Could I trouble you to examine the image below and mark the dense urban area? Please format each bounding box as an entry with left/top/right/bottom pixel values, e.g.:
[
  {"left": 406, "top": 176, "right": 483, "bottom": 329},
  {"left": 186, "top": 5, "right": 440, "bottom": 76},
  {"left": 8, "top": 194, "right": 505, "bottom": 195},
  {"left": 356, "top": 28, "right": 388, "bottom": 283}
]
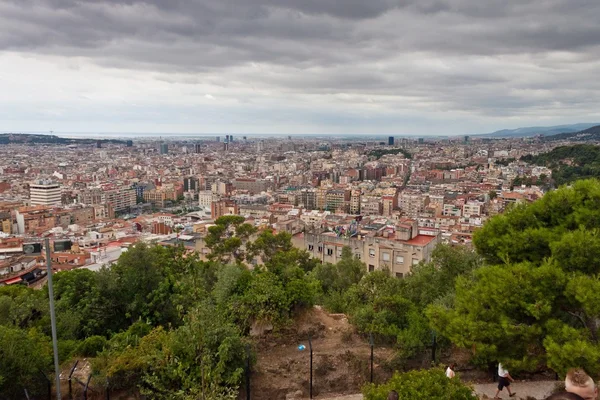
[{"left": 1, "top": 128, "right": 600, "bottom": 399}]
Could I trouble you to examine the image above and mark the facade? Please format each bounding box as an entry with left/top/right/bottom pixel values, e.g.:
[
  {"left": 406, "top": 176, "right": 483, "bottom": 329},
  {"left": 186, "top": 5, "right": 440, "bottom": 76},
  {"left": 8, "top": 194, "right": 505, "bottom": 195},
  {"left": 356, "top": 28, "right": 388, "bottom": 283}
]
[
  {"left": 143, "top": 188, "right": 177, "bottom": 208},
  {"left": 29, "top": 181, "right": 62, "bottom": 206},
  {"left": 198, "top": 190, "right": 214, "bottom": 208},
  {"left": 232, "top": 178, "right": 273, "bottom": 194},
  {"left": 210, "top": 199, "right": 239, "bottom": 219},
  {"left": 160, "top": 143, "right": 169, "bottom": 154},
  {"left": 301, "top": 221, "right": 440, "bottom": 277},
  {"left": 349, "top": 189, "right": 361, "bottom": 214},
  {"left": 78, "top": 186, "right": 136, "bottom": 212},
  {"left": 398, "top": 192, "right": 430, "bottom": 218}
]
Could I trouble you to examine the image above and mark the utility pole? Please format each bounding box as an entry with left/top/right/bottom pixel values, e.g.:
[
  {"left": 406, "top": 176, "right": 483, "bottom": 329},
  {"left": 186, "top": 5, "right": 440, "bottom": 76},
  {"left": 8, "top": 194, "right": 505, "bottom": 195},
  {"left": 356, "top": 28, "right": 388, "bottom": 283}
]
[{"left": 45, "top": 238, "right": 61, "bottom": 399}]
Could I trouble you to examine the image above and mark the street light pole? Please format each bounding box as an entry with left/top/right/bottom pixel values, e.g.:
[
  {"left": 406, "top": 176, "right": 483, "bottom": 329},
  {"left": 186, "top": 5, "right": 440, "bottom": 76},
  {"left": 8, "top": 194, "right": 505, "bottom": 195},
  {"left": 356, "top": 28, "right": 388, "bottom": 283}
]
[{"left": 44, "top": 238, "right": 61, "bottom": 399}]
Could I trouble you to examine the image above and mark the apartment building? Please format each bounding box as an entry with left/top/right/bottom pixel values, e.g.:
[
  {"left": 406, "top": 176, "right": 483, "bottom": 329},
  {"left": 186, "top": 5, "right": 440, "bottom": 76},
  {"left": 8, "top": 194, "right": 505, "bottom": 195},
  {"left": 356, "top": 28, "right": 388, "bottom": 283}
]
[
  {"left": 211, "top": 199, "right": 239, "bottom": 219},
  {"left": 79, "top": 186, "right": 136, "bottom": 212},
  {"left": 232, "top": 178, "right": 273, "bottom": 194},
  {"left": 29, "top": 181, "right": 62, "bottom": 206},
  {"left": 349, "top": 189, "right": 361, "bottom": 214},
  {"left": 398, "top": 192, "right": 430, "bottom": 218},
  {"left": 360, "top": 196, "right": 382, "bottom": 216},
  {"left": 301, "top": 220, "right": 440, "bottom": 277}
]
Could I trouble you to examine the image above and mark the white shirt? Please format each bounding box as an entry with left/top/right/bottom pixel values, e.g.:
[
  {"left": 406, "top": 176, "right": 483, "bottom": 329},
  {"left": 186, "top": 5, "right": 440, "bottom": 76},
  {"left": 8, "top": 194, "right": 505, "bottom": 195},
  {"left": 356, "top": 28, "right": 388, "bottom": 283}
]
[
  {"left": 498, "top": 363, "right": 509, "bottom": 378},
  {"left": 446, "top": 367, "right": 455, "bottom": 378}
]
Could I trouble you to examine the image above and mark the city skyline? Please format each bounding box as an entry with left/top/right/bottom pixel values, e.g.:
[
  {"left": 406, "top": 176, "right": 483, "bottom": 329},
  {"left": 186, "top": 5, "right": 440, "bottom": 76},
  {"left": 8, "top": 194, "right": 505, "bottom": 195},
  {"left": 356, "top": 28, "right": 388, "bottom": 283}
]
[{"left": 1, "top": 0, "right": 600, "bottom": 135}]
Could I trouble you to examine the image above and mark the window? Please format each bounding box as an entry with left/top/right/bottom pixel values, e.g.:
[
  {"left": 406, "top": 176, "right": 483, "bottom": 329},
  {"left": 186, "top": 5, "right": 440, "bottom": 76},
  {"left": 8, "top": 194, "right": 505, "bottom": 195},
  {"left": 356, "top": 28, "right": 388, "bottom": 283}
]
[
  {"left": 412, "top": 259, "right": 419, "bottom": 266},
  {"left": 382, "top": 252, "right": 390, "bottom": 261},
  {"left": 395, "top": 272, "right": 404, "bottom": 278},
  {"left": 368, "top": 264, "right": 375, "bottom": 272},
  {"left": 337, "top": 248, "right": 343, "bottom": 257},
  {"left": 318, "top": 246, "right": 322, "bottom": 252},
  {"left": 308, "top": 244, "right": 314, "bottom": 251},
  {"left": 369, "top": 249, "right": 375, "bottom": 258},
  {"left": 327, "top": 248, "right": 333, "bottom": 256},
  {"left": 355, "top": 253, "right": 361, "bottom": 259},
  {"left": 396, "top": 255, "right": 404, "bottom": 264}
]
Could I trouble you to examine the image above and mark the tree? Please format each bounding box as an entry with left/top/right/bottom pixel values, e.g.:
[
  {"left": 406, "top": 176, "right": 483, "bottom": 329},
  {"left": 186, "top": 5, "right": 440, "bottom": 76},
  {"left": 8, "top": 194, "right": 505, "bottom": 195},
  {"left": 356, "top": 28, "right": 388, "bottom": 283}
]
[
  {"left": 205, "top": 216, "right": 257, "bottom": 263},
  {"left": 400, "top": 244, "right": 482, "bottom": 310},
  {"left": 0, "top": 326, "right": 52, "bottom": 398},
  {"left": 430, "top": 180, "right": 600, "bottom": 375},
  {"left": 362, "top": 368, "right": 476, "bottom": 400}
]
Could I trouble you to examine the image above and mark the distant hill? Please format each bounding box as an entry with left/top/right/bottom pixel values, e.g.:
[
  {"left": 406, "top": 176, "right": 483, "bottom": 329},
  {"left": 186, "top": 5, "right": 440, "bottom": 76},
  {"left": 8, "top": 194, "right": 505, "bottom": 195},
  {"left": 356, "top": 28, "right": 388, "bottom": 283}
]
[
  {"left": 0, "top": 133, "right": 125, "bottom": 145},
  {"left": 477, "top": 123, "right": 600, "bottom": 138},
  {"left": 521, "top": 144, "right": 600, "bottom": 185},
  {"left": 543, "top": 124, "right": 600, "bottom": 142}
]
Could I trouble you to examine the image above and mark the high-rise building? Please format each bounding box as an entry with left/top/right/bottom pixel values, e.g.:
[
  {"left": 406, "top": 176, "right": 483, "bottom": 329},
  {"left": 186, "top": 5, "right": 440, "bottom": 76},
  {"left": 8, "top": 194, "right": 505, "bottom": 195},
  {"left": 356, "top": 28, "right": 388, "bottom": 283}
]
[
  {"left": 29, "top": 181, "right": 62, "bottom": 206},
  {"left": 194, "top": 144, "right": 202, "bottom": 153},
  {"left": 160, "top": 143, "right": 169, "bottom": 154},
  {"left": 464, "top": 135, "right": 470, "bottom": 144},
  {"left": 126, "top": 140, "right": 133, "bottom": 147},
  {"left": 229, "top": 135, "right": 233, "bottom": 142},
  {"left": 96, "top": 140, "right": 102, "bottom": 149},
  {"left": 388, "top": 136, "right": 394, "bottom": 146},
  {"left": 418, "top": 138, "right": 424, "bottom": 144},
  {"left": 183, "top": 177, "right": 198, "bottom": 192},
  {"left": 216, "top": 136, "right": 221, "bottom": 142}
]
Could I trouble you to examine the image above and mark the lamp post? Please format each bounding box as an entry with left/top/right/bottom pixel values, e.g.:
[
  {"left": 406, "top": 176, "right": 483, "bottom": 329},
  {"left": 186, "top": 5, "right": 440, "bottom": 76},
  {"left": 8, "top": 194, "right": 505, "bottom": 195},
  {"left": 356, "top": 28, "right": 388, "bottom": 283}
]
[{"left": 44, "top": 238, "right": 61, "bottom": 399}]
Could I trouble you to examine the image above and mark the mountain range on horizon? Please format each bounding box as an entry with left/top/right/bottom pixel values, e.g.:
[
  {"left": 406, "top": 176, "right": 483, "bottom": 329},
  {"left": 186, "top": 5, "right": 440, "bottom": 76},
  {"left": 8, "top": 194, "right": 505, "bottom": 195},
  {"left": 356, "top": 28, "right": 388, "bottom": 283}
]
[{"left": 477, "top": 122, "right": 600, "bottom": 138}]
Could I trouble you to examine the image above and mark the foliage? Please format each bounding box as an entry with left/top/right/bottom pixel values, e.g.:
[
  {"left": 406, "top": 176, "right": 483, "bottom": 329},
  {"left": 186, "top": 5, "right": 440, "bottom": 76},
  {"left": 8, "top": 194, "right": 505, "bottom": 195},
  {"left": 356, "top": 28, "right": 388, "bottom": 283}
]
[
  {"left": 0, "top": 326, "right": 52, "bottom": 398},
  {"left": 432, "top": 179, "right": 600, "bottom": 375},
  {"left": 362, "top": 368, "right": 477, "bottom": 400},
  {"left": 521, "top": 145, "right": 600, "bottom": 185},
  {"left": 204, "top": 215, "right": 257, "bottom": 263}
]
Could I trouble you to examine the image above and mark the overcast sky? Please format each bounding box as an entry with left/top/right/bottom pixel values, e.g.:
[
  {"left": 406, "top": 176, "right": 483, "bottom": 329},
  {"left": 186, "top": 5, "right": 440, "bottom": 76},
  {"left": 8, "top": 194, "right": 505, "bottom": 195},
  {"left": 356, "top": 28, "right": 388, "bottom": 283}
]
[{"left": 1, "top": 0, "right": 600, "bottom": 136}]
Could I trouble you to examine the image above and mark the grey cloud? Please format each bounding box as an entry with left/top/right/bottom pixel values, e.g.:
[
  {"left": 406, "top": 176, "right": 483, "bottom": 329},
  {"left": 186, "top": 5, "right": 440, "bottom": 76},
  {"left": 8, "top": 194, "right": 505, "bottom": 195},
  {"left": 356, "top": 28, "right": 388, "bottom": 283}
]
[{"left": 1, "top": 0, "right": 600, "bottom": 123}]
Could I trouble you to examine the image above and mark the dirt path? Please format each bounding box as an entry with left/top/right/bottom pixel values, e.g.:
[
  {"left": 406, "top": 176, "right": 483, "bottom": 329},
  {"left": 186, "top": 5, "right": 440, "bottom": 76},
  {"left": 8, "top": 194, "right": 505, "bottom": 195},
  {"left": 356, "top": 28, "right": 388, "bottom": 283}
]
[
  {"left": 318, "top": 380, "right": 561, "bottom": 400},
  {"left": 474, "top": 380, "right": 559, "bottom": 399}
]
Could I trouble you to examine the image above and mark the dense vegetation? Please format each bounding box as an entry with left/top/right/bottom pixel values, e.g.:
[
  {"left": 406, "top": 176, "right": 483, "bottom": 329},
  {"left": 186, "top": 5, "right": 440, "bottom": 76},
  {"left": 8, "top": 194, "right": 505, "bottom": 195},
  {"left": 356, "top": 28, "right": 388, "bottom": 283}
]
[
  {"left": 521, "top": 144, "right": 600, "bottom": 185},
  {"left": 363, "top": 368, "right": 476, "bottom": 400},
  {"left": 368, "top": 148, "right": 412, "bottom": 160},
  {"left": 428, "top": 179, "right": 600, "bottom": 375}
]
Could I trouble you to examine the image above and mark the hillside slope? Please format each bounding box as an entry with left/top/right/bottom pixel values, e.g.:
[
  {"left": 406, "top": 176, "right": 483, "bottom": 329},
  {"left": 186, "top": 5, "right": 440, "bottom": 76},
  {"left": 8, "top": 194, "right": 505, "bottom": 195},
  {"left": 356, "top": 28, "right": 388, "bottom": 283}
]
[
  {"left": 544, "top": 124, "right": 600, "bottom": 141},
  {"left": 250, "top": 306, "right": 398, "bottom": 399}
]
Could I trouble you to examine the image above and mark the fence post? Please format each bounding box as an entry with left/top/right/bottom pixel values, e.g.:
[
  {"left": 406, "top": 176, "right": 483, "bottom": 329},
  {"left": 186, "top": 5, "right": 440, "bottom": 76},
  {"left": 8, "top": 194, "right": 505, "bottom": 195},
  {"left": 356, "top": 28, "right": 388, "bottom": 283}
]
[
  {"left": 105, "top": 378, "right": 110, "bottom": 400},
  {"left": 308, "top": 334, "right": 313, "bottom": 399},
  {"left": 83, "top": 375, "right": 92, "bottom": 400},
  {"left": 431, "top": 330, "right": 437, "bottom": 364},
  {"left": 245, "top": 345, "right": 251, "bottom": 400},
  {"left": 40, "top": 369, "right": 52, "bottom": 400},
  {"left": 369, "top": 333, "right": 374, "bottom": 383},
  {"left": 68, "top": 360, "right": 79, "bottom": 399}
]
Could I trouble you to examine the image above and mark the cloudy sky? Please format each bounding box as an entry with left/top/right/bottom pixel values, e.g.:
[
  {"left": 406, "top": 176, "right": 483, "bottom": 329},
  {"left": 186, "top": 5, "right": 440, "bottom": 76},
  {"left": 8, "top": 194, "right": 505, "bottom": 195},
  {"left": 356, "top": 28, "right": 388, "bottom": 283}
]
[{"left": 1, "top": 0, "right": 600, "bottom": 136}]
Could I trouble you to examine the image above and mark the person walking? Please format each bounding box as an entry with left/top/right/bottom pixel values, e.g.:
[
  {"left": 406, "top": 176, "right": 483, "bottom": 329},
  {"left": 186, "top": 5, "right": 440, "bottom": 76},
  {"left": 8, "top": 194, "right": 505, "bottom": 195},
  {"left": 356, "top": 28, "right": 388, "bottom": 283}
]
[
  {"left": 446, "top": 363, "right": 456, "bottom": 379},
  {"left": 494, "top": 362, "right": 516, "bottom": 399}
]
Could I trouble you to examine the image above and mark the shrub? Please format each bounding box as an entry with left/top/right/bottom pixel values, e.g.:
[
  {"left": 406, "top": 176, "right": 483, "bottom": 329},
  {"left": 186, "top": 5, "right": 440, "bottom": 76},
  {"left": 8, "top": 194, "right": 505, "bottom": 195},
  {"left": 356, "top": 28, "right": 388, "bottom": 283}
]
[{"left": 362, "top": 368, "right": 477, "bottom": 400}]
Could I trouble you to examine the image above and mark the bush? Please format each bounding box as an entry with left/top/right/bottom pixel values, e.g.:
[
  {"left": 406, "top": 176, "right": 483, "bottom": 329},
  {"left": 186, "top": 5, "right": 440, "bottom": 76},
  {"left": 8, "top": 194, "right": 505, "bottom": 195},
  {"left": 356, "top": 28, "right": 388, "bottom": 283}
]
[
  {"left": 362, "top": 368, "right": 477, "bottom": 400},
  {"left": 77, "top": 335, "right": 107, "bottom": 357}
]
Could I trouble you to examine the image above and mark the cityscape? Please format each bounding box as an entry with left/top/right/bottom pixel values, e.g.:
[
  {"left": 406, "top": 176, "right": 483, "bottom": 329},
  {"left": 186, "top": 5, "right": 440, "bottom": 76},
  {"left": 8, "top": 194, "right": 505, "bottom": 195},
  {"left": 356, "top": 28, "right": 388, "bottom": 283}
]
[{"left": 2, "top": 0, "right": 600, "bottom": 399}]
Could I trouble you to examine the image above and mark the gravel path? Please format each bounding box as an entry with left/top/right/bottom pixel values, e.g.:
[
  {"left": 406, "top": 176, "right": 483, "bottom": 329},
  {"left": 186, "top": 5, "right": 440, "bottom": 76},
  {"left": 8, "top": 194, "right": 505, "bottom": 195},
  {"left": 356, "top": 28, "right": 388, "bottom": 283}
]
[
  {"left": 473, "top": 380, "right": 559, "bottom": 399},
  {"left": 319, "top": 380, "right": 561, "bottom": 400}
]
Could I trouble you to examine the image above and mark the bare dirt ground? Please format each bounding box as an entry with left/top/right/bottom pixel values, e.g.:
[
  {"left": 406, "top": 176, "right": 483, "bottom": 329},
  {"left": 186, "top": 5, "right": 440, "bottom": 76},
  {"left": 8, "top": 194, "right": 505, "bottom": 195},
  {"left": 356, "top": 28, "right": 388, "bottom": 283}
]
[{"left": 249, "top": 306, "right": 397, "bottom": 400}]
